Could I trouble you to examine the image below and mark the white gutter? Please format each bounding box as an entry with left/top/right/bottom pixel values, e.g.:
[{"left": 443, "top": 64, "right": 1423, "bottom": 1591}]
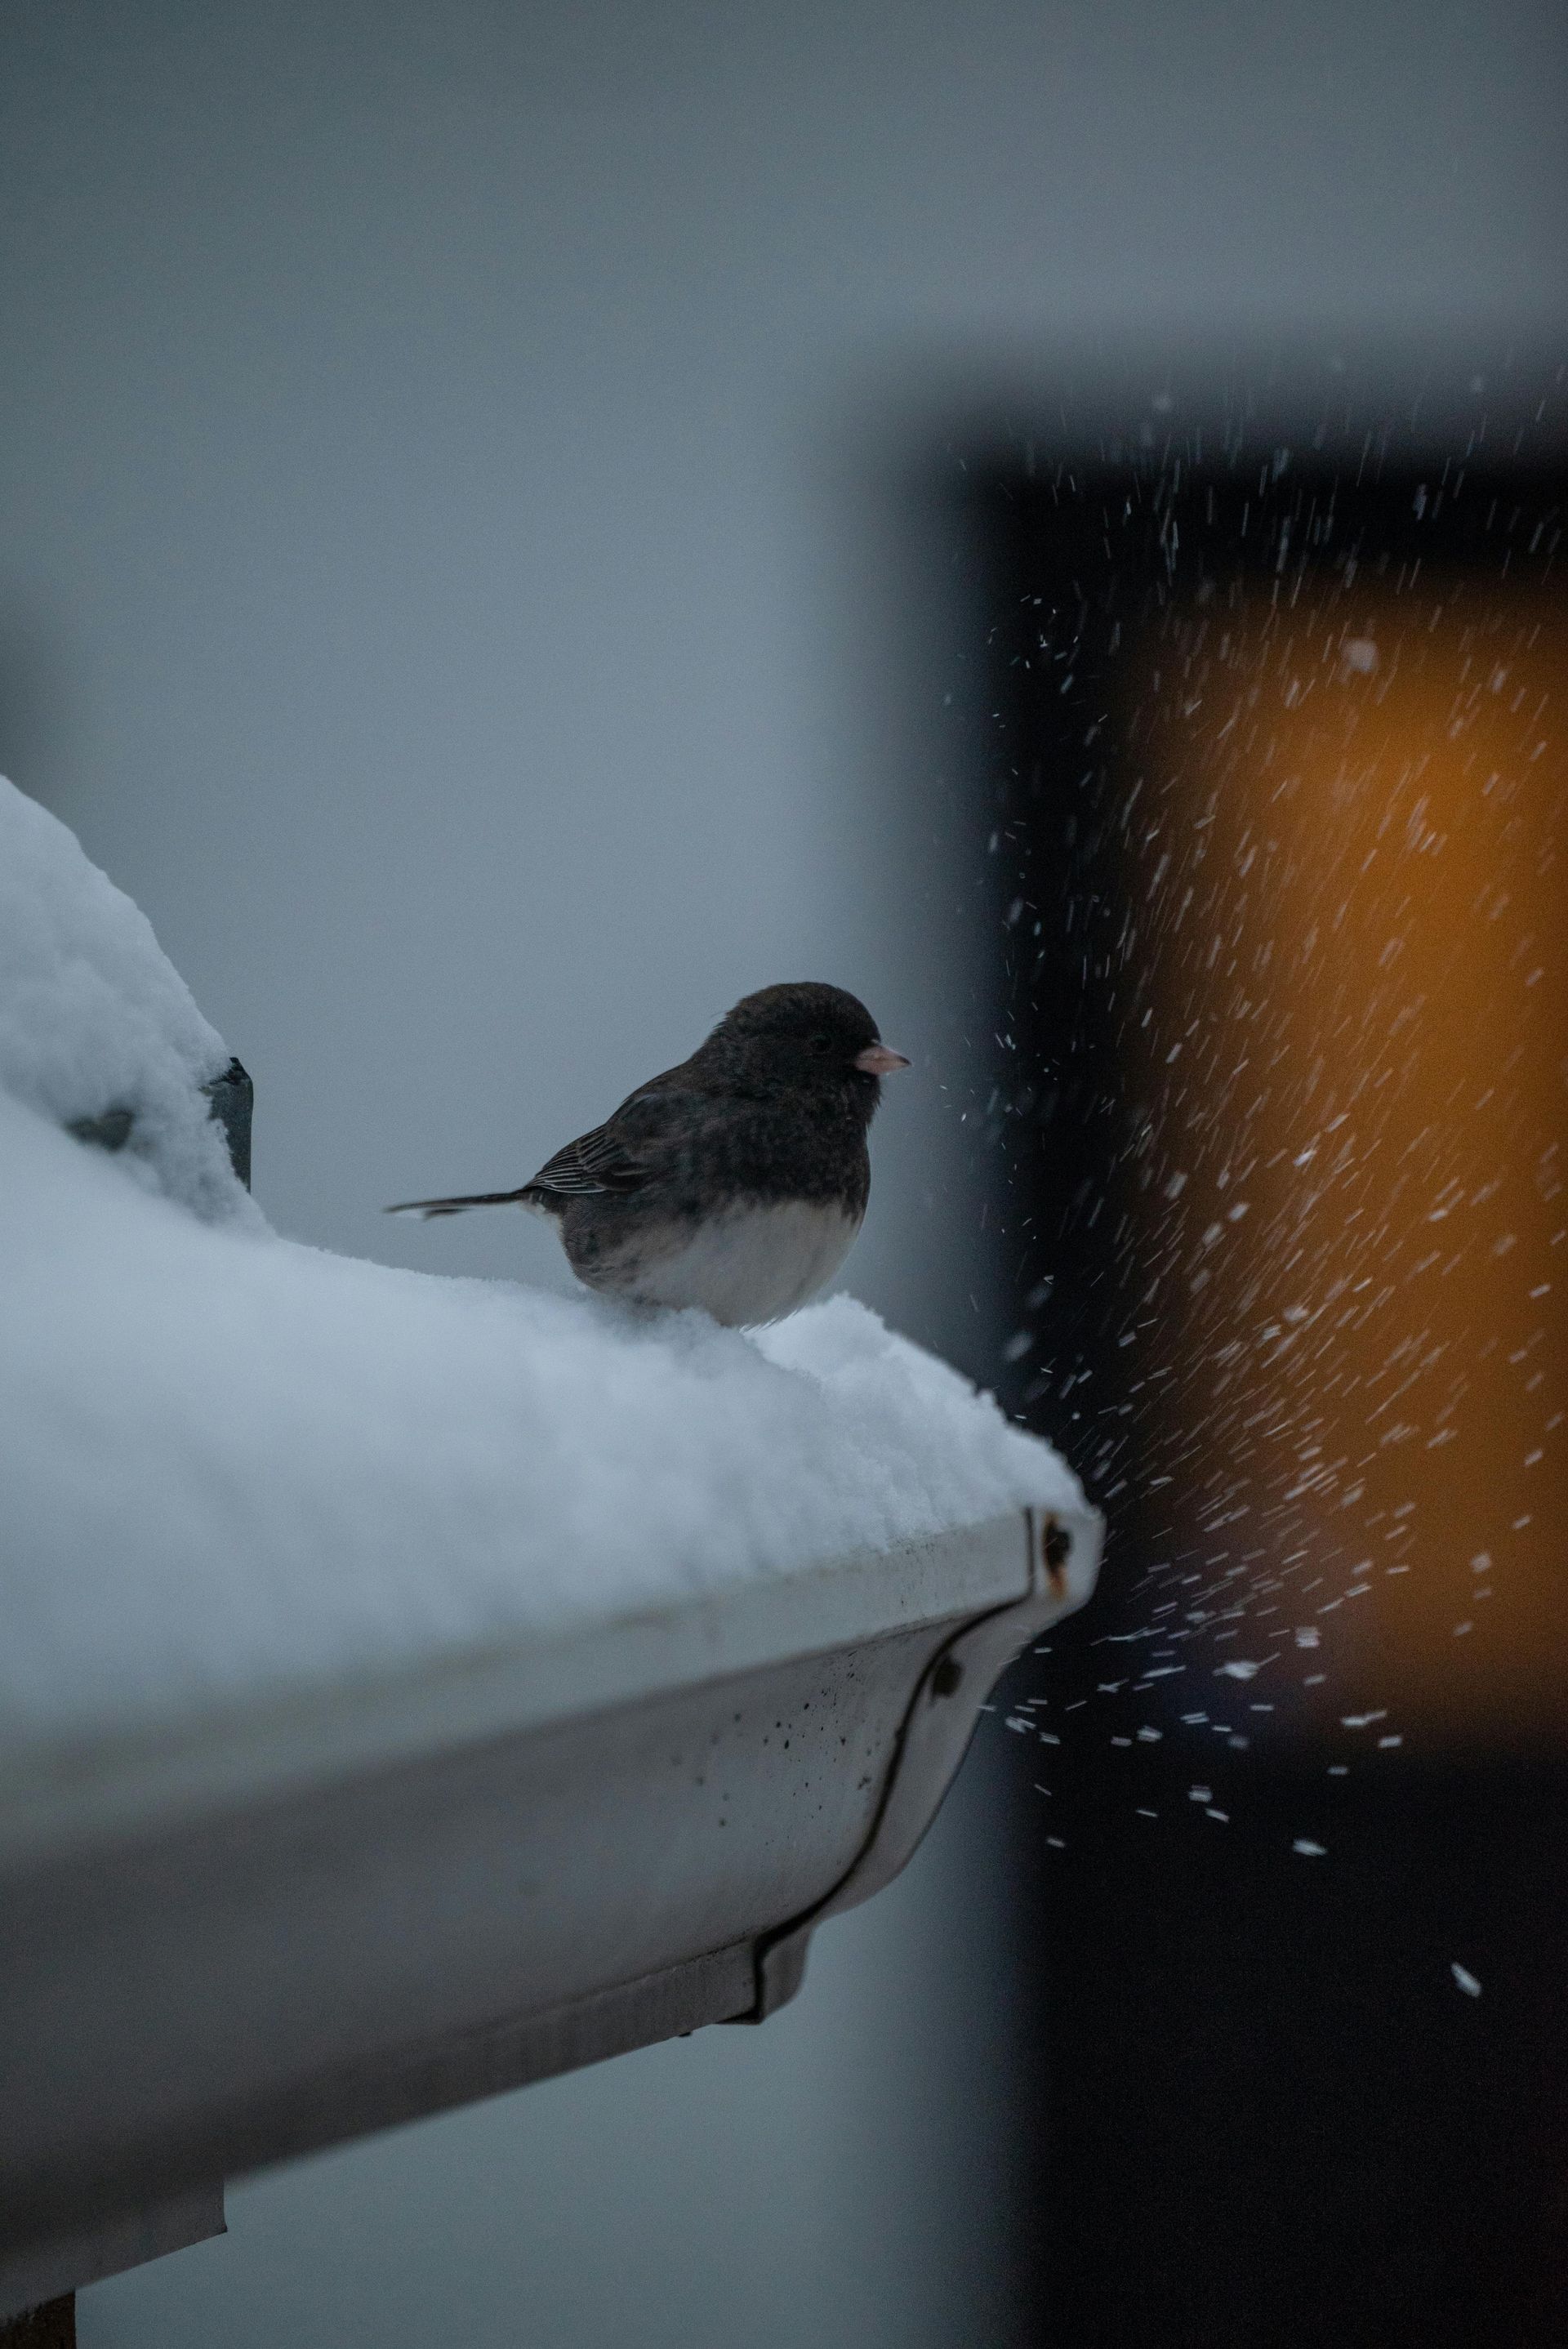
[{"left": 0, "top": 1500, "right": 1098, "bottom": 2316}]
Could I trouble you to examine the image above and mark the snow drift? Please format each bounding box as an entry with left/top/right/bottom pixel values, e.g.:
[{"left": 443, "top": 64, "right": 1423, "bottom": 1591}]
[{"left": 0, "top": 777, "right": 1081, "bottom": 1750}]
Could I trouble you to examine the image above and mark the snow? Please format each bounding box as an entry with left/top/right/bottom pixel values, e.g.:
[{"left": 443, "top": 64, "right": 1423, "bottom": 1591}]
[
  {"left": 0, "top": 778, "right": 258, "bottom": 1227},
  {"left": 0, "top": 779, "right": 1081, "bottom": 1753}
]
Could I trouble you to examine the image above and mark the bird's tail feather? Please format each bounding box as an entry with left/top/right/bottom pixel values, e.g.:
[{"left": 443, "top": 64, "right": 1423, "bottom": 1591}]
[{"left": 385, "top": 1188, "right": 534, "bottom": 1220}]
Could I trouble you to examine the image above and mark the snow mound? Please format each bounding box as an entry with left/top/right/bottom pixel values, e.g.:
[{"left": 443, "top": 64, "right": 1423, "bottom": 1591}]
[
  {"left": 0, "top": 780, "right": 1082, "bottom": 1751},
  {"left": 0, "top": 775, "right": 256, "bottom": 1224}
]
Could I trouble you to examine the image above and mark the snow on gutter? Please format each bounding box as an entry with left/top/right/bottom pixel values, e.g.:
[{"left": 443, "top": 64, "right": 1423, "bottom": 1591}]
[{"left": 0, "top": 778, "right": 1101, "bottom": 2307}]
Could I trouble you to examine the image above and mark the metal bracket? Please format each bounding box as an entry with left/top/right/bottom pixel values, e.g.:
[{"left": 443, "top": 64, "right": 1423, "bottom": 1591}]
[
  {"left": 200, "top": 1059, "right": 252, "bottom": 1189},
  {"left": 64, "top": 1059, "right": 252, "bottom": 1191}
]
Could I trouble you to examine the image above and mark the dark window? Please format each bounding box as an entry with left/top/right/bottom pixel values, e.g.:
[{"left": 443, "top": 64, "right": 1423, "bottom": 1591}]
[{"left": 963, "top": 377, "right": 1568, "bottom": 2347}]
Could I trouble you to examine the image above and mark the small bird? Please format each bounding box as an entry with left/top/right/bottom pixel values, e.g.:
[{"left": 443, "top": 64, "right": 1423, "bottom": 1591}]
[{"left": 387, "top": 982, "right": 910, "bottom": 1327}]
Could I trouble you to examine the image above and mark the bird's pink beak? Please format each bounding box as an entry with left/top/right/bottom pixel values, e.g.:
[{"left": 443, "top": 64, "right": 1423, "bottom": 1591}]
[{"left": 855, "top": 1043, "right": 912, "bottom": 1076}]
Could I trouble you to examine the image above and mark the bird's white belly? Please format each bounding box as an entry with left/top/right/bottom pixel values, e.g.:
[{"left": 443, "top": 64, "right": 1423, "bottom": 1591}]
[{"left": 612, "top": 1200, "right": 861, "bottom": 1326}]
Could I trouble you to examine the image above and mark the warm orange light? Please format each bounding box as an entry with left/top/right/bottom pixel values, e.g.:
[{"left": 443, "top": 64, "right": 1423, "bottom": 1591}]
[{"left": 1121, "top": 585, "right": 1565, "bottom": 1743}]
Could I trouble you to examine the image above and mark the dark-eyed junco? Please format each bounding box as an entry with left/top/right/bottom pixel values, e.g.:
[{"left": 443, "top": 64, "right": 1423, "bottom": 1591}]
[{"left": 387, "top": 983, "right": 910, "bottom": 1326}]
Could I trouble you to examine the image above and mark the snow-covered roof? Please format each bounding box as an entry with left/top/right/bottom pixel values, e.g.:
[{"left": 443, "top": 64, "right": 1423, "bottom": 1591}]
[{"left": 0, "top": 778, "right": 1081, "bottom": 1754}]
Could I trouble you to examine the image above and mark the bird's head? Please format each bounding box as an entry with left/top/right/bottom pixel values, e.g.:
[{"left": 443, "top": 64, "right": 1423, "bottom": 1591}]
[{"left": 704, "top": 983, "right": 911, "bottom": 1104}]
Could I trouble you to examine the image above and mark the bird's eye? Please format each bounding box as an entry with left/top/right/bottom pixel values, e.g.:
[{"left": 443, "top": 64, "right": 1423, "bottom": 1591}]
[{"left": 807, "top": 1033, "right": 832, "bottom": 1054}]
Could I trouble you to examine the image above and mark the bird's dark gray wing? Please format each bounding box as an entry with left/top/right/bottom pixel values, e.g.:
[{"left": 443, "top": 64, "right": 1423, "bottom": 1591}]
[
  {"left": 386, "top": 1072, "right": 702, "bottom": 1219},
  {"left": 384, "top": 1125, "right": 649, "bottom": 1219},
  {"left": 524, "top": 1120, "right": 652, "bottom": 1197}
]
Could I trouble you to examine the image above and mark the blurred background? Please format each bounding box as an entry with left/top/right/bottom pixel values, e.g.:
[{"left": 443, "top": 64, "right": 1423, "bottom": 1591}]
[{"left": 0, "top": 3, "right": 1563, "bottom": 2343}]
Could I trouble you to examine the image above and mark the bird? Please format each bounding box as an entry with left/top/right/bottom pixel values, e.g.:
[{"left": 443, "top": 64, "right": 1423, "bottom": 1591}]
[{"left": 386, "top": 982, "right": 911, "bottom": 1327}]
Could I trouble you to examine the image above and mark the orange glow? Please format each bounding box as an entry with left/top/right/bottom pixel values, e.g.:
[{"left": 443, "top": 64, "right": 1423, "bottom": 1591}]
[{"left": 1121, "top": 586, "right": 1565, "bottom": 1742}]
